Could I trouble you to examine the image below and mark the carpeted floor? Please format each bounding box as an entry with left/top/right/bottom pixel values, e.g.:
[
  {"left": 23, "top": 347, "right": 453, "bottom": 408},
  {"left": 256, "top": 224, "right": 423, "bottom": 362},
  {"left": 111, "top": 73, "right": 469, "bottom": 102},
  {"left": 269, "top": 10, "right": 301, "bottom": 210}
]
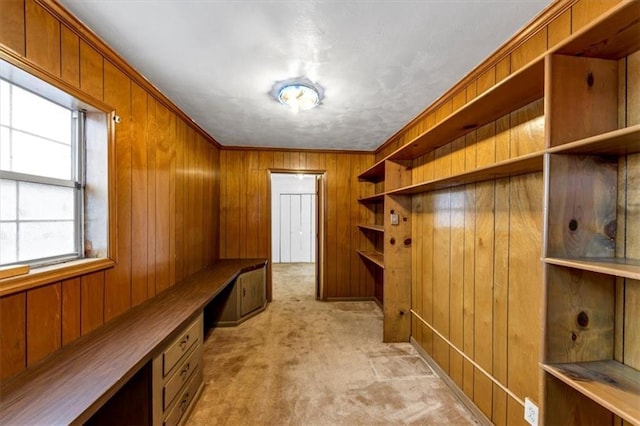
[{"left": 187, "top": 263, "right": 478, "bottom": 426}]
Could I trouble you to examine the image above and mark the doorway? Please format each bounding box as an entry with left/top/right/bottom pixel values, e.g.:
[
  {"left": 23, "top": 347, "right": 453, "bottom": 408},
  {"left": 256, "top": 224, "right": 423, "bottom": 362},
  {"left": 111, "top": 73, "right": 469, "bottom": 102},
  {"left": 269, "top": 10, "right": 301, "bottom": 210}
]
[{"left": 269, "top": 171, "right": 325, "bottom": 300}]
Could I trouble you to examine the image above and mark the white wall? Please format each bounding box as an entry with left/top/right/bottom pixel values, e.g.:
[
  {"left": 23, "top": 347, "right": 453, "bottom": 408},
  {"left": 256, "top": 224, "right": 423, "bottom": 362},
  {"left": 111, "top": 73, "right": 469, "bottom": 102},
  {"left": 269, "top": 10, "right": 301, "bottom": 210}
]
[{"left": 271, "top": 173, "right": 316, "bottom": 263}]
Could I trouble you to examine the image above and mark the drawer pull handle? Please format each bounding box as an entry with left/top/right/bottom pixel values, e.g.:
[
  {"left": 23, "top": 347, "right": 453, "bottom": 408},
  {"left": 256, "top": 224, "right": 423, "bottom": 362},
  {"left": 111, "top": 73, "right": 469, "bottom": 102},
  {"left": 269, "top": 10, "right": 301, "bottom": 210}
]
[
  {"left": 180, "top": 363, "right": 191, "bottom": 380},
  {"left": 179, "top": 335, "right": 190, "bottom": 350},
  {"left": 180, "top": 393, "right": 190, "bottom": 412}
]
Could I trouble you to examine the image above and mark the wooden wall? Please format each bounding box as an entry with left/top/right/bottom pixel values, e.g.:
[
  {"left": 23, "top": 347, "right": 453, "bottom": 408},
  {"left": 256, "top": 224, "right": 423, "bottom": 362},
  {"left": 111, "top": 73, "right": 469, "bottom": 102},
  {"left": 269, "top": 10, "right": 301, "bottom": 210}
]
[
  {"left": 219, "top": 149, "right": 375, "bottom": 300},
  {"left": 410, "top": 99, "right": 544, "bottom": 425},
  {"left": 378, "top": 1, "right": 629, "bottom": 425},
  {"left": 0, "top": 0, "right": 220, "bottom": 379}
]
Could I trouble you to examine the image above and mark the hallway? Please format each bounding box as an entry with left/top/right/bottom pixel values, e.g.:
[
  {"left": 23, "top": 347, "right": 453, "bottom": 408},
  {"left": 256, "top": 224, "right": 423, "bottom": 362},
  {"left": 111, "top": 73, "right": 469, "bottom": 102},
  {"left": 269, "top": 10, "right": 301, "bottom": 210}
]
[{"left": 188, "top": 264, "right": 478, "bottom": 425}]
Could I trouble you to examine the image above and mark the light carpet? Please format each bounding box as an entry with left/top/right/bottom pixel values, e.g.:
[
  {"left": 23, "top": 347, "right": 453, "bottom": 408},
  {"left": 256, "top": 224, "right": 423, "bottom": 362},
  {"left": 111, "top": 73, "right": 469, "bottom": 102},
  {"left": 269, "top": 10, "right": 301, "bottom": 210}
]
[{"left": 187, "top": 263, "right": 478, "bottom": 425}]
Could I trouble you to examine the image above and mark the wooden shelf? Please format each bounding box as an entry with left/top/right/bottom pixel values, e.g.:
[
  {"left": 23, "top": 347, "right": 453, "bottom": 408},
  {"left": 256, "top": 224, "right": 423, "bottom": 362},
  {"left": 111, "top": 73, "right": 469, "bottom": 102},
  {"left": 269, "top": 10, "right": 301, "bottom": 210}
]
[
  {"left": 387, "top": 151, "right": 544, "bottom": 196},
  {"left": 358, "top": 193, "right": 385, "bottom": 204},
  {"left": 544, "top": 257, "right": 640, "bottom": 280},
  {"left": 553, "top": 0, "right": 640, "bottom": 60},
  {"left": 357, "top": 224, "right": 384, "bottom": 233},
  {"left": 548, "top": 124, "right": 640, "bottom": 156},
  {"left": 542, "top": 361, "right": 640, "bottom": 425},
  {"left": 357, "top": 250, "right": 384, "bottom": 269},
  {"left": 385, "top": 57, "right": 544, "bottom": 161},
  {"left": 358, "top": 159, "right": 386, "bottom": 182}
]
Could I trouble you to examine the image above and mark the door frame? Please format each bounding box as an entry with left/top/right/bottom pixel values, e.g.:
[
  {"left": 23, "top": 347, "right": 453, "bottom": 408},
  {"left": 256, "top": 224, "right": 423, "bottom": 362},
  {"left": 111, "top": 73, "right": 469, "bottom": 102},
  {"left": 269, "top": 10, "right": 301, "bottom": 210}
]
[{"left": 268, "top": 169, "right": 327, "bottom": 301}]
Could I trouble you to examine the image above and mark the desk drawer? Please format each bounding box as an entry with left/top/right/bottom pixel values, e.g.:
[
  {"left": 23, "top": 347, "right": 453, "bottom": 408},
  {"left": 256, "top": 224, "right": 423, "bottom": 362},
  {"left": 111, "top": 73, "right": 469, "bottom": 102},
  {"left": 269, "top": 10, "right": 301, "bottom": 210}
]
[
  {"left": 163, "top": 364, "right": 201, "bottom": 426},
  {"left": 164, "top": 343, "right": 200, "bottom": 410},
  {"left": 163, "top": 316, "right": 201, "bottom": 376}
]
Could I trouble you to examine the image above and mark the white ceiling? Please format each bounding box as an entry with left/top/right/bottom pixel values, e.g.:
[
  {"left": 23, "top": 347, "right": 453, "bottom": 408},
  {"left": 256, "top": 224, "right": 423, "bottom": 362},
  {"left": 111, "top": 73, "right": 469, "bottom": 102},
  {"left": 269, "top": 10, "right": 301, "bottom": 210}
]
[{"left": 59, "top": 0, "right": 552, "bottom": 151}]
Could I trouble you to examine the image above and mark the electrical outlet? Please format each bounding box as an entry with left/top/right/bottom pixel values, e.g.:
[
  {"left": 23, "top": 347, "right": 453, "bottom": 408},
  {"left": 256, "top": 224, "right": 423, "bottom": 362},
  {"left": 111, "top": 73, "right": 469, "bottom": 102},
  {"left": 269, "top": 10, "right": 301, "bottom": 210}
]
[
  {"left": 524, "top": 397, "right": 539, "bottom": 426},
  {"left": 390, "top": 213, "right": 399, "bottom": 225}
]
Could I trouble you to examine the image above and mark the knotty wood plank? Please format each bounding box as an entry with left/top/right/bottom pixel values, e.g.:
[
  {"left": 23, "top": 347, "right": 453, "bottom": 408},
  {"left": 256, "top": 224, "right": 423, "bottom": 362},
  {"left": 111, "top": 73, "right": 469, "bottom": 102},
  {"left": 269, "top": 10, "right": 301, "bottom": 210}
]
[
  {"left": 629, "top": 51, "right": 640, "bottom": 126},
  {"left": 511, "top": 28, "right": 546, "bottom": 72},
  {"left": 336, "top": 155, "right": 351, "bottom": 297},
  {"left": 168, "top": 113, "right": 177, "bottom": 286},
  {"left": 246, "top": 152, "right": 260, "bottom": 259},
  {"left": 545, "top": 266, "right": 615, "bottom": 364},
  {"left": 79, "top": 41, "right": 103, "bottom": 101},
  {"left": 492, "top": 178, "right": 510, "bottom": 426},
  {"left": 131, "top": 82, "right": 149, "bottom": 306},
  {"left": 325, "top": 153, "right": 337, "bottom": 297},
  {"left": 155, "top": 103, "right": 172, "bottom": 292},
  {"left": 510, "top": 99, "right": 544, "bottom": 156},
  {"left": 506, "top": 173, "right": 543, "bottom": 425},
  {"left": 495, "top": 115, "right": 510, "bottom": 163},
  {"left": 25, "top": 0, "right": 60, "bottom": 76},
  {"left": 496, "top": 56, "right": 511, "bottom": 84},
  {"left": 420, "top": 153, "right": 435, "bottom": 353},
  {"left": 450, "top": 186, "right": 465, "bottom": 389},
  {"left": 81, "top": 271, "right": 104, "bottom": 335},
  {"left": 60, "top": 25, "right": 79, "bottom": 88},
  {"left": 432, "top": 188, "right": 451, "bottom": 370},
  {"left": 104, "top": 61, "right": 131, "bottom": 320},
  {"left": 174, "top": 120, "right": 185, "bottom": 282},
  {"left": 0, "top": 260, "right": 266, "bottom": 426},
  {"left": 548, "top": 9, "right": 571, "bottom": 49},
  {"left": 0, "top": 0, "right": 25, "bottom": 55},
  {"left": 571, "top": 0, "right": 623, "bottom": 32},
  {"left": 463, "top": 138, "right": 476, "bottom": 400},
  {"left": 476, "top": 123, "right": 496, "bottom": 168},
  {"left": 61, "top": 277, "right": 80, "bottom": 345},
  {"left": 477, "top": 66, "right": 496, "bottom": 99},
  {"left": 474, "top": 180, "right": 494, "bottom": 418},
  {"left": 147, "top": 95, "right": 157, "bottom": 296},
  {"left": 0, "top": 293, "right": 26, "bottom": 379},
  {"left": 26, "top": 283, "right": 61, "bottom": 366},
  {"left": 547, "top": 155, "right": 618, "bottom": 258},
  {"left": 547, "top": 55, "right": 618, "bottom": 147}
]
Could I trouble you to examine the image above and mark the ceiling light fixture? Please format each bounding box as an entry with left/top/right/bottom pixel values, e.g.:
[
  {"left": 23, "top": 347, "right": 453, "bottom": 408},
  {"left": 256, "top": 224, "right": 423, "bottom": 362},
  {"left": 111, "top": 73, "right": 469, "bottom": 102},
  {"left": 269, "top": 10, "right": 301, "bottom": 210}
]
[{"left": 271, "top": 77, "right": 324, "bottom": 113}]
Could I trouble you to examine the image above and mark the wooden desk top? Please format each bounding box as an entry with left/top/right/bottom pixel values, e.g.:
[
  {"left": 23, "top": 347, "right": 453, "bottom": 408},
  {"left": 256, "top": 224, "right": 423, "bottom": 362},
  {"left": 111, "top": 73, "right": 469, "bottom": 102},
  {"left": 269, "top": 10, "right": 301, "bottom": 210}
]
[{"left": 0, "top": 258, "right": 266, "bottom": 425}]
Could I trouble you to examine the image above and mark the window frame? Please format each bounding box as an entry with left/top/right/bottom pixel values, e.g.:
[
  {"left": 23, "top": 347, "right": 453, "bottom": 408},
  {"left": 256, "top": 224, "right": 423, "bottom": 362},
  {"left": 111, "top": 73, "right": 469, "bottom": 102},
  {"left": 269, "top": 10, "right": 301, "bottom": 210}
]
[
  {"left": 0, "top": 50, "right": 115, "bottom": 291},
  {"left": 1, "top": 80, "right": 87, "bottom": 267}
]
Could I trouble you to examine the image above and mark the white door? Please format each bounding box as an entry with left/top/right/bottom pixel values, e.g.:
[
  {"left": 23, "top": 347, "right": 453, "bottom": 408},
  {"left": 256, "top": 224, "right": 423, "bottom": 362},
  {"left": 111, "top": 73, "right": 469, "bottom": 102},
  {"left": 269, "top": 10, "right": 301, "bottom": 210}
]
[{"left": 279, "top": 193, "right": 315, "bottom": 263}]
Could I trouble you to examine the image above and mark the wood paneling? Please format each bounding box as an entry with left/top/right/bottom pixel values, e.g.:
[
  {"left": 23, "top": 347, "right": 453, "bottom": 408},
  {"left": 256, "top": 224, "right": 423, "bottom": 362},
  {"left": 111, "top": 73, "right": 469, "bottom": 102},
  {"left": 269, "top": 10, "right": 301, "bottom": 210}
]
[
  {"left": 61, "top": 25, "right": 79, "bottom": 87},
  {"left": 0, "top": 293, "right": 26, "bottom": 379},
  {"left": 79, "top": 41, "right": 103, "bottom": 101},
  {"left": 0, "top": 0, "right": 25, "bottom": 55},
  {"left": 25, "top": 0, "right": 60, "bottom": 76},
  {"left": 104, "top": 60, "right": 132, "bottom": 321},
  {"left": 219, "top": 149, "right": 374, "bottom": 300},
  {"left": 61, "top": 277, "right": 81, "bottom": 345},
  {"left": 0, "top": 0, "right": 221, "bottom": 381},
  {"left": 26, "top": 284, "right": 61, "bottom": 366}
]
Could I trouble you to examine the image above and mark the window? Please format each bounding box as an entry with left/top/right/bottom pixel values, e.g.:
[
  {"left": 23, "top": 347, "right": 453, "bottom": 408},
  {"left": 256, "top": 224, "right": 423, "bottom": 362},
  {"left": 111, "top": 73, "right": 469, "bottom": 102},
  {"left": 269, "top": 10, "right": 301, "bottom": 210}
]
[{"left": 0, "top": 78, "right": 85, "bottom": 267}]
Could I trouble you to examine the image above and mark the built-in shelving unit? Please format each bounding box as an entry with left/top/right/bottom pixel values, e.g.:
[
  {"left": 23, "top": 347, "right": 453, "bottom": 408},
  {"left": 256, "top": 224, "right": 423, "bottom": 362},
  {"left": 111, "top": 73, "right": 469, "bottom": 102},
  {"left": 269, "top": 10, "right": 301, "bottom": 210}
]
[
  {"left": 540, "top": 2, "right": 640, "bottom": 423},
  {"left": 357, "top": 224, "right": 384, "bottom": 233},
  {"left": 355, "top": 0, "right": 640, "bottom": 420},
  {"left": 357, "top": 193, "right": 385, "bottom": 204},
  {"left": 387, "top": 151, "right": 544, "bottom": 196},
  {"left": 357, "top": 250, "right": 384, "bottom": 269}
]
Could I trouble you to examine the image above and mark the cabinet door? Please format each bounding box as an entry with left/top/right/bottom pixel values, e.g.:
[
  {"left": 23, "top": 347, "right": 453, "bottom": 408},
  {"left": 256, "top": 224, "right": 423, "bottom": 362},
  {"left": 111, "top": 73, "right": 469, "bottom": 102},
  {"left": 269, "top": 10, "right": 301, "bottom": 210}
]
[{"left": 239, "top": 268, "right": 265, "bottom": 316}]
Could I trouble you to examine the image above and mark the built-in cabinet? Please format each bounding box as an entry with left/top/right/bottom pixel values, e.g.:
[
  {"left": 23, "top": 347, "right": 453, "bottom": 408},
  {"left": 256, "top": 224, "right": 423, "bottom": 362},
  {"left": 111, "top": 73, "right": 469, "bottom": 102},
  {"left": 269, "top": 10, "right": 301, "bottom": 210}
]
[
  {"left": 153, "top": 314, "right": 203, "bottom": 426},
  {"left": 206, "top": 265, "right": 267, "bottom": 327},
  {"left": 357, "top": 0, "right": 639, "bottom": 422}
]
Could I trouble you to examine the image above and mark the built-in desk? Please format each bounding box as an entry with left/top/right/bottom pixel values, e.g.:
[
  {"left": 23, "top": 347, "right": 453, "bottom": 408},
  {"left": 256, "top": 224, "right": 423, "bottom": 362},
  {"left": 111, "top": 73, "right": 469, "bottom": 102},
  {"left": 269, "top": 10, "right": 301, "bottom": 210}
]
[{"left": 0, "top": 258, "right": 267, "bottom": 425}]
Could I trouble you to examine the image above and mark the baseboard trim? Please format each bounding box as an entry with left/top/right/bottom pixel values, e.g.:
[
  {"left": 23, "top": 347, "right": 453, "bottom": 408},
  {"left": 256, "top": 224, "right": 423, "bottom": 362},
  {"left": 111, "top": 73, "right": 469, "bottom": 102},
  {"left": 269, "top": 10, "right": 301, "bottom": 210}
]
[
  {"left": 410, "top": 337, "right": 492, "bottom": 426},
  {"left": 325, "top": 297, "right": 377, "bottom": 302}
]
